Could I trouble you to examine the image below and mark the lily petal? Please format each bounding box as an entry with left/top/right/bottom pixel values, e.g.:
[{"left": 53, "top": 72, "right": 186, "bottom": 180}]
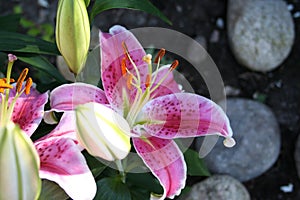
[
  {"left": 150, "top": 65, "right": 182, "bottom": 99},
  {"left": 9, "top": 85, "right": 48, "bottom": 137},
  {"left": 100, "top": 25, "right": 148, "bottom": 113},
  {"left": 136, "top": 93, "right": 233, "bottom": 139},
  {"left": 35, "top": 137, "right": 96, "bottom": 200},
  {"left": 133, "top": 137, "right": 186, "bottom": 200},
  {"left": 36, "top": 112, "right": 78, "bottom": 144},
  {"left": 49, "top": 83, "right": 108, "bottom": 112}
]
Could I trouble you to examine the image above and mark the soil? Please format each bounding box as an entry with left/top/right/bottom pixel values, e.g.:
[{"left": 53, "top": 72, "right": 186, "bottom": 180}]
[{"left": 1, "top": 0, "right": 300, "bottom": 199}]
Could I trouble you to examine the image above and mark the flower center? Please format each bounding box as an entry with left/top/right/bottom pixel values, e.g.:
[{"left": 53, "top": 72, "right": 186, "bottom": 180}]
[
  {"left": 120, "top": 43, "right": 179, "bottom": 126},
  {"left": 0, "top": 54, "right": 33, "bottom": 125}
]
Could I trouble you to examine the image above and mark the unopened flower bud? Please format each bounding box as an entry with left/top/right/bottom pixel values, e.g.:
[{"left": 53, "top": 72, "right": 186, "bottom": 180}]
[
  {"left": 0, "top": 122, "right": 41, "bottom": 200},
  {"left": 76, "top": 102, "right": 131, "bottom": 161},
  {"left": 56, "top": 0, "right": 90, "bottom": 75}
]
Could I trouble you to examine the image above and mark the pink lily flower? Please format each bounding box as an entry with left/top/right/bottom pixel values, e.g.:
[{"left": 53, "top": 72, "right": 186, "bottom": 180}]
[
  {"left": 5, "top": 67, "right": 96, "bottom": 199},
  {"left": 47, "top": 25, "right": 235, "bottom": 199}
]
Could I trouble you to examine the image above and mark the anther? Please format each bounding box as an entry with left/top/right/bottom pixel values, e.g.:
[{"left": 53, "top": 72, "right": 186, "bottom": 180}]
[
  {"left": 3, "top": 78, "right": 15, "bottom": 83},
  {"left": 25, "top": 78, "right": 33, "bottom": 95},
  {"left": 126, "top": 74, "right": 133, "bottom": 89},
  {"left": 0, "top": 79, "right": 13, "bottom": 93},
  {"left": 121, "top": 57, "right": 127, "bottom": 76},
  {"left": 145, "top": 74, "right": 151, "bottom": 88},
  {"left": 154, "top": 48, "right": 166, "bottom": 64},
  {"left": 169, "top": 60, "right": 179, "bottom": 71},
  {"left": 143, "top": 54, "right": 152, "bottom": 64},
  {"left": 122, "top": 42, "right": 131, "bottom": 60},
  {"left": 16, "top": 68, "right": 29, "bottom": 93}
]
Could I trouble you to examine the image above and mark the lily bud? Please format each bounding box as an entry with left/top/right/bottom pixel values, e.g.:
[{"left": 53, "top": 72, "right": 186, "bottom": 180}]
[
  {"left": 56, "top": 0, "right": 90, "bottom": 75},
  {"left": 76, "top": 102, "right": 131, "bottom": 161},
  {"left": 0, "top": 122, "right": 41, "bottom": 200}
]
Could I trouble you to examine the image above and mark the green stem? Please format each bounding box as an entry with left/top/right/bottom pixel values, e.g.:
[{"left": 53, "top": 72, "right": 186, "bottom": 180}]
[
  {"left": 115, "top": 159, "right": 126, "bottom": 183},
  {"left": 2, "top": 61, "right": 14, "bottom": 123}
]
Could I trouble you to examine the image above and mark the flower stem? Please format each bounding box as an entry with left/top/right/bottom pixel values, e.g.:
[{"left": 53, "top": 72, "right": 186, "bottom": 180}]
[{"left": 115, "top": 159, "right": 126, "bottom": 183}]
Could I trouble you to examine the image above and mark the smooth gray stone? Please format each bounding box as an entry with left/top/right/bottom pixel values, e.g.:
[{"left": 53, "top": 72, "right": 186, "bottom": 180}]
[
  {"left": 180, "top": 175, "right": 250, "bottom": 200},
  {"left": 227, "top": 0, "right": 294, "bottom": 72},
  {"left": 196, "top": 98, "right": 281, "bottom": 182}
]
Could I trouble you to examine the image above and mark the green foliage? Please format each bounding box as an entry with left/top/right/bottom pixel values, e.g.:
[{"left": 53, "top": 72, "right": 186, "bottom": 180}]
[
  {"left": 0, "top": 14, "right": 21, "bottom": 32},
  {"left": 184, "top": 149, "right": 211, "bottom": 176},
  {"left": 0, "top": 31, "right": 59, "bottom": 55},
  {"left": 17, "top": 54, "right": 66, "bottom": 83},
  {"left": 95, "top": 177, "right": 131, "bottom": 200},
  {"left": 90, "top": 0, "right": 171, "bottom": 25},
  {"left": 38, "top": 180, "right": 69, "bottom": 200}
]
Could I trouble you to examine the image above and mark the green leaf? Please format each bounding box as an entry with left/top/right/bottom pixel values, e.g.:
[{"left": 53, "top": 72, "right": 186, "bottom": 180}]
[
  {"left": 83, "top": 151, "right": 107, "bottom": 178},
  {"left": 94, "top": 177, "right": 131, "bottom": 200},
  {"left": 184, "top": 149, "right": 210, "bottom": 176},
  {"left": 90, "top": 0, "right": 171, "bottom": 25},
  {"left": 130, "top": 187, "right": 150, "bottom": 200},
  {"left": 126, "top": 173, "right": 163, "bottom": 194},
  {"left": 85, "top": 0, "right": 91, "bottom": 7},
  {"left": 17, "top": 54, "right": 66, "bottom": 83},
  {"left": 0, "top": 31, "right": 59, "bottom": 55},
  {"left": 38, "top": 180, "right": 69, "bottom": 200},
  {"left": 0, "top": 14, "right": 21, "bottom": 32}
]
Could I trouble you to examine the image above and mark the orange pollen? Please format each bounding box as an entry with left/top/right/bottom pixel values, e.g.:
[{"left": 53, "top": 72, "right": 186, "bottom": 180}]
[
  {"left": 121, "top": 57, "right": 127, "bottom": 76},
  {"left": 145, "top": 74, "right": 151, "bottom": 88},
  {"left": 25, "top": 78, "right": 33, "bottom": 95},
  {"left": 154, "top": 48, "right": 166, "bottom": 64},
  {"left": 0, "top": 79, "right": 13, "bottom": 93},
  {"left": 16, "top": 68, "right": 29, "bottom": 93},
  {"left": 126, "top": 74, "right": 133, "bottom": 89},
  {"left": 3, "top": 78, "right": 15, "bottom": 83},
  {"left": 170, "top": 60, "right": 179, "bottom": 71}
]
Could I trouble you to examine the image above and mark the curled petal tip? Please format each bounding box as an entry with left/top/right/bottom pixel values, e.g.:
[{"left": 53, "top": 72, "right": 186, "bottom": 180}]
[{"left": 223, "top": 137, "right": 236, "bottom": 148}]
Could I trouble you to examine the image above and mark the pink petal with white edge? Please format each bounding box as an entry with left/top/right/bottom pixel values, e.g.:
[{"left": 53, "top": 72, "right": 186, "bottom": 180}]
[
  {"left": 150, "top": 65, "right": 182, "bottom": 99},
  {"left": 35, "top": 137, "right": 96, "bottom": 200},
  {"left": 9, "top": 85, "right": 48, "bottom": 137},
  {"left": 136, "top": 93, "right": 233, "bottom": 139},
  {"left": 36, "top": 112, "right": 79, "bottom": 146},
  {"left": 49, "top": 83, "right": 108, "bottom": 112},
  {"left": 133, "top": 137, "right": 186, "bottom": 199},
  {"left": 100, "top": 25, "right": 148, "bottom": 112}
]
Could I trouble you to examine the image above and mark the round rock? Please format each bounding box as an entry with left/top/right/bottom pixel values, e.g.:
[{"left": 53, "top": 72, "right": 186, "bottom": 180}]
[
  {"left": 227, "top": 0, "right": 295, "bottom": 72},
  {"left": 196, "top": 98, "right": 281, "bottom": 182},
  {"left": 181, "top": 175, "right": 250, "bottom": 200}
]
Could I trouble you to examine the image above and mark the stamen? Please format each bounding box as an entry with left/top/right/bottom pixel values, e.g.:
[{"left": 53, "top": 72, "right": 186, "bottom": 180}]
[
  {"left": 154, "top": 48, "right": 165, "bottom": 64},
  {"left": 143, "top": 54, "right": 152, "bottom": 64},
  {"left": 3, "top": 78, "right": 15, "bottom": 83},
  {"left": 121, "top": 57, "right": 127, "bottom": 76},
  {"left": 0, "top": 79, "right": 13, "bottom": 93},
  {"left": 16, "top": 68, "right": 29, "bottom": 93},
  {"left": 145, "top": 74, "right": 151, "bottom": 88},
  {"left": 25, "top": 78, "right": 33, "bottom": 95},
  {"left": 126, "top": 74, "right": 133, "bottom": 89},
  {"left": 169, "top": 60, "right": 179, "bottom": 71}
]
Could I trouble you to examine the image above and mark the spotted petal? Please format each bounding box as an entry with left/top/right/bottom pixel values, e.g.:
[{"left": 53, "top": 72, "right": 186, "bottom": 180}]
[
  {"left": 150, "top": 65, "right": 182, "bottom": 99},
  {"left": 136, "top": 93, "right": 233, "bottom": 139},
  {"left": 36, "top": 112, "right": 78, "bottom": 144},
  {"left": 48, "top": 83, "right": 108, "bottom": 112},
  {"left": 133, "top": 137, "right": 186, "bottom": 200},
  {"left": 35, "top": 137, "right": 96, "bottom": 200},
  {"left": 100, "top": 25, "right": 148, "bottom": 113},
  {"left": 9, "top": 85, "right": 48, "bottom": 137}
]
